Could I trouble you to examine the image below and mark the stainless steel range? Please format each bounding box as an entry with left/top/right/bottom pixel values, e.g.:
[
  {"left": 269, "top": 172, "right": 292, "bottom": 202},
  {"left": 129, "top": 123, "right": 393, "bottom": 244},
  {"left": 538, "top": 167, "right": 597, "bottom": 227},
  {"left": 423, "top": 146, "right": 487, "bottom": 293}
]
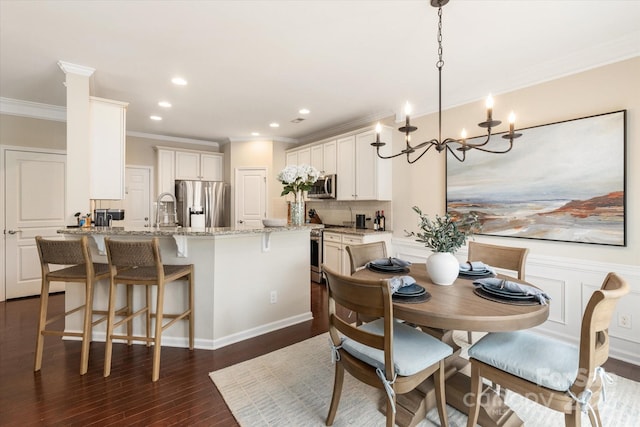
[{"left": 310, "top": 228, "right": 323, "bottom": 283}]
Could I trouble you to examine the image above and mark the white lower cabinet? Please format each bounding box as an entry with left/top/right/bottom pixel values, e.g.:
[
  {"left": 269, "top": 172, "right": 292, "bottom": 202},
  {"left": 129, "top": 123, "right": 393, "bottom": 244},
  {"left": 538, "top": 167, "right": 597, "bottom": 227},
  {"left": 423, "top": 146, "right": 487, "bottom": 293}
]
[{"left": 323, "top": 231, "right": 392, "bottom": 276}]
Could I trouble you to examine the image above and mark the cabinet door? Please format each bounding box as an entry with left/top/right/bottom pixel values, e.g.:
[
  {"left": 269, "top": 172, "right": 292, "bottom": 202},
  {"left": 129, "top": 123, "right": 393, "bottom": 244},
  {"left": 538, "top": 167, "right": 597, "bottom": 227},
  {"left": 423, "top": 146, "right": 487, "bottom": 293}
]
[
  {"left": 200, "top": 153, "right": 223, "bottom": 181},
  {"left": 285, "top": 151, "right": 297, "bottom": 167},
  {"left": 323, "top": 240, "right": 342, "bottom": 274},
  {"left": 297, "top": 147, "right": 311, "bottom": 165},
  {"left": 342, "top": 235, "right": 364, "bottom": 275},
  {"left": 354, "top": 131, "right": 377, "bottom": 200},
  {"left": 156, "top": 149, "right": 175, "bottom": 196},
  {"left": 336, "top": 136, "right": 355, "bottom": 200},
  {"left": 175, "top": 151, "right": 201, "bottom": 180},
  {"left": 89, "top": 97, "right": 127, "bottom": 199},
  {"left": 310, "top": 145, "right": 323, "bottom": 174},
  {"left": 323, "top": 140, "right": 337, "bottom": 175}
]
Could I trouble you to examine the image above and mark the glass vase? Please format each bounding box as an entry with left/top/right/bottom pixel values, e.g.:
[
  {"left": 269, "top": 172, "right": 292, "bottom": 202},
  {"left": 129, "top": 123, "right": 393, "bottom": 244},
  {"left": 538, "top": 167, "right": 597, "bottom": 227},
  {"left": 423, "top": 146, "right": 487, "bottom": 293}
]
[{"left": 290, "top": 190, "right": 305, "bottom": 226}]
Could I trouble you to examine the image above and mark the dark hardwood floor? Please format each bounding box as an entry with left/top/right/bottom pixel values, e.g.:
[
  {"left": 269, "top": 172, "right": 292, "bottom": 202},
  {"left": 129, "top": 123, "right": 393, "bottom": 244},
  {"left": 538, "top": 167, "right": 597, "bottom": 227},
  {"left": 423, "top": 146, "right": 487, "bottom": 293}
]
[{"left": 1, "top": 282, "right": 637, "bottom": 426}]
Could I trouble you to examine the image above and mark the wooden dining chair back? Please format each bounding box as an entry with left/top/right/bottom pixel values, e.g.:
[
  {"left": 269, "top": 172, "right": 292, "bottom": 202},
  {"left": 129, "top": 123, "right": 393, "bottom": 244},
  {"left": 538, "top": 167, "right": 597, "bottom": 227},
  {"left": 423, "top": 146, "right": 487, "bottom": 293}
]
[
  {"left": 345, "top": 241, "right": 388, "bottom": 275},
  {"left": 467, "top": 241, "right": 529, "bottom": 280},
  {"left": 34, "top": 235, "right": 110, "bottom": 375},
  {"left": 466, "top": 241, "right": 530, "bottom": 343},
  {"left": 466, "top": 272, "right": 629, "bottom": 427},
  {"left": 323, "top": 265, "right": 452, "bottom": 427},
  {"left": 103, "top": 237, "right": 194, "bottom": 382}
]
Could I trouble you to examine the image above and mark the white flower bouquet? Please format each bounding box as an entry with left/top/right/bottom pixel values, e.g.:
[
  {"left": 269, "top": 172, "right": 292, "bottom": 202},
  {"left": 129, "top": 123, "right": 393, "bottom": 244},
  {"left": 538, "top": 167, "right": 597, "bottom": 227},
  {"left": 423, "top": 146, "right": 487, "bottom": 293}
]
[{"left": 277, "top": 164, "right": 320, "bottom": 197}]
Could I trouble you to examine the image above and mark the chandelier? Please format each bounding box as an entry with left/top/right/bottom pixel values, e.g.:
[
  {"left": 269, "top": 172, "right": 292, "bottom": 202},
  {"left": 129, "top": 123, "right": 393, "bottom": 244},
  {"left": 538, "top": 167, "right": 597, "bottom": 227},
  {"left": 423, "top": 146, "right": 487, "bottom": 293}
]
[{"left": 372, "top": 0, "right": 522, "bottom": 163}]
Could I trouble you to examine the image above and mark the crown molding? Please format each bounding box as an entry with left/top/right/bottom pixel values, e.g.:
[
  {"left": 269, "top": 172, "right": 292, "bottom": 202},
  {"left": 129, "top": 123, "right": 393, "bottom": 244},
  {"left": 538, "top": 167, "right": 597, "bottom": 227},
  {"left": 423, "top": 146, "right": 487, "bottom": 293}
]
[
  {"left": 0, "top": 97, "right": 66, "bottom": 122},
  {"left": 57, "top": 61, "right": 95, "bottom": 76},
  {"left": 126, "top": 131, "right": 221, "bottom": 148},
  {"left": 226, "top": 136, "right": 298, "bottom": 144},
  {"left": 295, "top": 109, "right": 395, "bottom": 145}
]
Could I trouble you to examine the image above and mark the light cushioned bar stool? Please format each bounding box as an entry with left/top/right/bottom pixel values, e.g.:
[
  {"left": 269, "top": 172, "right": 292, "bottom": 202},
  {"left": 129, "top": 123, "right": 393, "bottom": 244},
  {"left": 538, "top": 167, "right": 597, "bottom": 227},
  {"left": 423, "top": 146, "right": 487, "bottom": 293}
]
[
  {"left": 103, "top": 237, "right": 194, "bottom": 382},
  {"left": 35, "top": 235, "right": 111, "bottom": 375}
]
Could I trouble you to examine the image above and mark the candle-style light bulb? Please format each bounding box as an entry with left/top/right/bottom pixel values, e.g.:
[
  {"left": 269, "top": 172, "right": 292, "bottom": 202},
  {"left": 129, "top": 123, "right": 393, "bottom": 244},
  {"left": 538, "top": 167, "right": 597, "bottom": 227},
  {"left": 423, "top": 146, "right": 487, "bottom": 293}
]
[
  {"left": 460, "top": 128, "right": 467, "bottom": 142},
  {"left": 375, "top": 122, "right": 381, "bottom": 143},
  {"left": 485, "top": 94, "right": 494, "bottom": 121},
  {"left": 508, "top": 112, "right": 515, "bottom": 133},
  {"left": 404, "top": 101, "right": 412, "bottom": 127}
]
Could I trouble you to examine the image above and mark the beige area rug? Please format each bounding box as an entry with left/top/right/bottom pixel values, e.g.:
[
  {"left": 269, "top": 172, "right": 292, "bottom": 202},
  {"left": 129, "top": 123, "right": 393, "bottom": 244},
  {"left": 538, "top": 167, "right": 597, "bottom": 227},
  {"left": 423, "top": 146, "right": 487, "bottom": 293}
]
[{"left": 209, "top": 332, "right": 640, "bottom": 426}]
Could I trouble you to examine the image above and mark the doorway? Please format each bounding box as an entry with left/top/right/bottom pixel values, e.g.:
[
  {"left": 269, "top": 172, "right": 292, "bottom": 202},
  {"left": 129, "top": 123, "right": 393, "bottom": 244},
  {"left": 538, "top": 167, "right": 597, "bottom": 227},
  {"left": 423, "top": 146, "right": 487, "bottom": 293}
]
[
  {"left": 234, "top": 167, "right": 267, "bottom": 228},
  {"left": 3, "top": 149, "right": 67, "bottom": 300}
]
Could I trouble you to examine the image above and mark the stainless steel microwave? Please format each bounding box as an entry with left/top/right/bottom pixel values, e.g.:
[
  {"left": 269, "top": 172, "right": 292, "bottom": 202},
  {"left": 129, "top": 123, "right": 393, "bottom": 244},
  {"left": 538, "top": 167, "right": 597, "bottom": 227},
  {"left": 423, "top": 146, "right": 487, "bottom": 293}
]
[{"left": 307, "top": 174, "right": 337, "bottom": 199}]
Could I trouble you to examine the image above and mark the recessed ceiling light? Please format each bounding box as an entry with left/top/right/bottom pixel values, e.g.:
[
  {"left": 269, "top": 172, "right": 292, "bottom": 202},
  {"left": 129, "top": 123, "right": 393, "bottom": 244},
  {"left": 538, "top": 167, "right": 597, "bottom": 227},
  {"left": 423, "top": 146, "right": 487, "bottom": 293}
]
[
  {"left": 299, "top": 108, "right": 310, "bottom": 115},
  {"left": 150, "top": 115, "right": 162, "bottom": 121},
  {"left": 158, "top": 101, "right": 172, "bottom": 108},
  {"left": 171, "top": 77, "right": 187, "bottom": 86},
  {"left": 269, "top": 122, "right": 280, "bottom": 128},
  {"left": 251, "top": 132, "right": 260, "bottom": 136}
]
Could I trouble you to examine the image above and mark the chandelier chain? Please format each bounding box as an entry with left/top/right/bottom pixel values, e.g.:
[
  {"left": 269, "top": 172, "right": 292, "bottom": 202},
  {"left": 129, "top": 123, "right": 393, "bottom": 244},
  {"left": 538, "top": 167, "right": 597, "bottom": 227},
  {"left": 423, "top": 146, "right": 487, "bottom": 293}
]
[{"left": 437, "top": 6, "right": 444, "bottom": 69}]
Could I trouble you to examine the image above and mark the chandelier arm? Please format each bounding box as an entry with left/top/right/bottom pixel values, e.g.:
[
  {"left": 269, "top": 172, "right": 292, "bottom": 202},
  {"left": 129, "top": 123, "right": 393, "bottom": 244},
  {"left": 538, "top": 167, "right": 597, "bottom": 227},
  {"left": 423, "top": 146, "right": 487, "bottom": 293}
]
[
  {"left": 407, "top": 143, "right": 437, "bottom": 164},
  {"left": 413, "top": 139, "right": 439, "bottom": 150},
  {"left": 374, "top": 146, "right": 414, "bottom": 160},
  {"left": 463, "top": 130, "right": 493, "bottom": 148},
  {"left": 468, "top": 140, "right": 515, "bottom": 154},
  {"left": 445, "top": 143, "right": 466, "bottom": 162}
]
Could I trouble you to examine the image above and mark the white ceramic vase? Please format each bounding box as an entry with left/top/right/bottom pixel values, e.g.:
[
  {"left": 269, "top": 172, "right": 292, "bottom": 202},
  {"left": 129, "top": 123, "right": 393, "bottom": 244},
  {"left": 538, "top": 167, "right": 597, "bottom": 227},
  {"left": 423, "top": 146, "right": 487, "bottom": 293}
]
[{"left": 426, "top": 252, "right": 459, "bottom": 286}]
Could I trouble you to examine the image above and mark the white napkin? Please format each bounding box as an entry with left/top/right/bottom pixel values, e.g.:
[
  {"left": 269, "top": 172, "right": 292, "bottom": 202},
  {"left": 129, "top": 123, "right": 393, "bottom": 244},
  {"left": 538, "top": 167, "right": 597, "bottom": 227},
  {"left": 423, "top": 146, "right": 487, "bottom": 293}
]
[
  {"left": 459, "top": 261, "right": 494, "bottom": 273},
  {"left": 389, "top": 275, "right": 417, "bottom": 294},
  {"left": 473, "top": 277, "right": 551, "bottom": 305}
]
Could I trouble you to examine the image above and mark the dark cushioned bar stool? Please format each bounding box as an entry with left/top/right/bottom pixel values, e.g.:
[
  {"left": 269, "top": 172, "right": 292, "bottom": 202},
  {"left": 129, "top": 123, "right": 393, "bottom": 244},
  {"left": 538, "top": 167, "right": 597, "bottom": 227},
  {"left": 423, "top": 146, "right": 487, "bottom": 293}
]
[
  {"left": 103, "top": 237, "right": 194, "bottom": 382},
  {"left": 35, "top": 235, "right": 111, "bottom": 375}
]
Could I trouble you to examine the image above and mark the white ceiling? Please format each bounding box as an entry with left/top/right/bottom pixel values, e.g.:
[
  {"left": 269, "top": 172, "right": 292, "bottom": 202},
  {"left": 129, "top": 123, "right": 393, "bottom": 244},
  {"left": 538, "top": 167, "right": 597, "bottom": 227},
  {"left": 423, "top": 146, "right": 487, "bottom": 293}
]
[{"left": 1, "top": 0, "right": 639, "bottom": 145}]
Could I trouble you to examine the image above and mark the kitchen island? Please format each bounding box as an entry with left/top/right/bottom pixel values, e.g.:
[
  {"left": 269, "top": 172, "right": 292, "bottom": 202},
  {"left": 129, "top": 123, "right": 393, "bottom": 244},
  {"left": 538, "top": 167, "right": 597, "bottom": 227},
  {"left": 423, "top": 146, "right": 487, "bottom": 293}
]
[{"left": 59, "top": 224, "right": 320, "bottom": 349}]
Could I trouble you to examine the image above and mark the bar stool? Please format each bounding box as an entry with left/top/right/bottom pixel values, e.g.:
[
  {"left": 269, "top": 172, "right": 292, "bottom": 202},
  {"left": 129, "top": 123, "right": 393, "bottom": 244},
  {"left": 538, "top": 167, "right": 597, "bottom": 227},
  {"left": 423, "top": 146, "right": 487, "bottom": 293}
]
[
  {"left": 35, "top": 235, "right": 110, "bottom": 375},
  {"left": 103, "top": 237, "right": 194, "bottom": 382}
]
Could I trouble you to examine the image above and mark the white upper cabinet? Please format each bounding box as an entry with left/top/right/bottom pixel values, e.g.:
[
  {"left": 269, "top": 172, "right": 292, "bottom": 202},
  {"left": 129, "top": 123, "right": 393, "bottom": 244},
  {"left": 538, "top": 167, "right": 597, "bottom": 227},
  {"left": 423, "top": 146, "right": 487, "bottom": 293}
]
[
  {"left": 156, "top": 146, "right": 224, "bottom": 198},
  {"left": 336, "top": 136, "right": 356, "bottom": 200},
  {"left": 175, "top": 150, "right": 223, "bottom": 181},
  {"left": 89, "top": 97, "right": 128, "bottom": 200},
  {"left": 336, "top": 127, "right": 392, "bottom": 201},
  {"left": 284, "top": 125, "right": 391, "bottom": 201},
  {"left": 323, "top": 140, "right": 337, "bottom": 175}
]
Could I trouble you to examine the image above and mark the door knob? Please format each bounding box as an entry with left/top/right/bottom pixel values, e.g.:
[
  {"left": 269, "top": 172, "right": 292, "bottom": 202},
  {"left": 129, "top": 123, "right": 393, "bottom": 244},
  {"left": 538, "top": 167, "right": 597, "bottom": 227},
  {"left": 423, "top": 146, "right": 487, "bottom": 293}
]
[
  {"left": 238, "top": 220, "right": 244, "bottom": 224},
  {"left": 6, "top": 230, "right": 19, "bottom": 234}
]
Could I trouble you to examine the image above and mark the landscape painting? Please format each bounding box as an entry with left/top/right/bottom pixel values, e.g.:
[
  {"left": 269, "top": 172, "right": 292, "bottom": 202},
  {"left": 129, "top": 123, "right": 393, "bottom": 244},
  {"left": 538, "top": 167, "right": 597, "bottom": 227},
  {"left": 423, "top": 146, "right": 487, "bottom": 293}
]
[{"left": 446, "top": 110, "right": 626, "bottom": 246}]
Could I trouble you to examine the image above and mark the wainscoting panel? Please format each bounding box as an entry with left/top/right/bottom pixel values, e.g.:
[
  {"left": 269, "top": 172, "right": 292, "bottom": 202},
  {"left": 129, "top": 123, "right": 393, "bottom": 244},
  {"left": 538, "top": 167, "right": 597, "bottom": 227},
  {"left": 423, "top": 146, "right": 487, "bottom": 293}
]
[{"left": 391, "top": 237, "right": 640, "bottom": 365}]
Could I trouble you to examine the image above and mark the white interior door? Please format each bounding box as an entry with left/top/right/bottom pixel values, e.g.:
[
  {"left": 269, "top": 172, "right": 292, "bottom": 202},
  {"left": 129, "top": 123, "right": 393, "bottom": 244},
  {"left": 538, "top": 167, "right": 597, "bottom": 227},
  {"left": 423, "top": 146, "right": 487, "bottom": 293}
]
[
  {"left": 235, "top": 167, "right": 266, "bottom": 228},
  {"left": 123, "top": 166, "right": 151, "bottom": 228},
  {"left": 4, "top": 150, "right": 66, "bottom": 299}
]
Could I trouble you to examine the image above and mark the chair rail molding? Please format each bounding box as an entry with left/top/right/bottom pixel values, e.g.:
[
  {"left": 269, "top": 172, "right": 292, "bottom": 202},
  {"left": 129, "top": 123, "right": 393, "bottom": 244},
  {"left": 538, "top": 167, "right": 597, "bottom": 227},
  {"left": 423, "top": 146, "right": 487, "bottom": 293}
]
[{"left": 392, "top": 236, "right": 640, "bottom": 365}]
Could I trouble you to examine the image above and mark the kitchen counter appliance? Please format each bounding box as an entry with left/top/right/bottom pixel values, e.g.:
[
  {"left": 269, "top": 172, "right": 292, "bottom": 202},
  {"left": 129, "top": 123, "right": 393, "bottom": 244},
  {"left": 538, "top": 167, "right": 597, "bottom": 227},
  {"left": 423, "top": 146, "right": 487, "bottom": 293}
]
[
  {"left": 307, "top": 174, "right": 336, "bottom": 199},
  {"left": 310, "top": 228, "right": 323, "bottom": 283}
]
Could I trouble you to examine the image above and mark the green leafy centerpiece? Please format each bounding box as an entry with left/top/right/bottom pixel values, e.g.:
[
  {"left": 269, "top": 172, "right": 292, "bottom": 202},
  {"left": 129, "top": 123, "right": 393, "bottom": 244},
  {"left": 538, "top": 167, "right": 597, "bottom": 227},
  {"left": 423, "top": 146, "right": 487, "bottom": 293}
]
[{"left": 408, "top": 206, "right": 479, "bottom": 285}]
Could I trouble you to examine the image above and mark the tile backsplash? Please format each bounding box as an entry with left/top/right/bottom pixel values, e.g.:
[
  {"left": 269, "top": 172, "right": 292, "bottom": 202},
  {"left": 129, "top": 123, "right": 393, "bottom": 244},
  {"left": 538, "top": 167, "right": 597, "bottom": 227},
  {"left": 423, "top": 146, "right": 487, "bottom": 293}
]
[{"left": 306, "top": 200, "right": 392, "bottom": 230}]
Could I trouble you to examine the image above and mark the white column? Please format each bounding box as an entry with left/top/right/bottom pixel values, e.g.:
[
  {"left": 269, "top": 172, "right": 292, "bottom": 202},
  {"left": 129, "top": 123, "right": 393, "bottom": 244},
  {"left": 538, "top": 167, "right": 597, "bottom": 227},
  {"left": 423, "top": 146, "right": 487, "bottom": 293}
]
[{"left": 58, "top": 61, "right": 95, "bottom": 224}]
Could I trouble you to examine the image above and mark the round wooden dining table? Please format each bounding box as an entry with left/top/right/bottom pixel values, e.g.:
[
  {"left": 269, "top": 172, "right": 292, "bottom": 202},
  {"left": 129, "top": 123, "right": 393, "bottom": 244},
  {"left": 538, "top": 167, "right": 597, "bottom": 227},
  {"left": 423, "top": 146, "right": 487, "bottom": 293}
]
[
  {"left": 353, "top": 263, "right": 550, "bottom": 427},
  {"left": 354, "top": 263, "right": 549, "bottom": 332}
]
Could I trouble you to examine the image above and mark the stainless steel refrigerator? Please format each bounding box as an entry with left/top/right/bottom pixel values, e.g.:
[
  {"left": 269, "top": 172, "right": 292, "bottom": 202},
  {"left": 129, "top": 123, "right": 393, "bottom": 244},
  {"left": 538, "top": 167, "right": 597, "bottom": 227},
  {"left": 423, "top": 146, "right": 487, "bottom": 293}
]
[{"left": 175, "top": 180, "right": 230, "bottom": 227}]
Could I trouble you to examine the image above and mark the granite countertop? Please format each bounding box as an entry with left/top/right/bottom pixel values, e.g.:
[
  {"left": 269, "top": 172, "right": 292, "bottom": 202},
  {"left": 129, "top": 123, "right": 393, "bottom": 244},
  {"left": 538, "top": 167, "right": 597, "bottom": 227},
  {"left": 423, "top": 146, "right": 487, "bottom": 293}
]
[{"left": 58, "top": 224, "right": 322, "bottom": 237}]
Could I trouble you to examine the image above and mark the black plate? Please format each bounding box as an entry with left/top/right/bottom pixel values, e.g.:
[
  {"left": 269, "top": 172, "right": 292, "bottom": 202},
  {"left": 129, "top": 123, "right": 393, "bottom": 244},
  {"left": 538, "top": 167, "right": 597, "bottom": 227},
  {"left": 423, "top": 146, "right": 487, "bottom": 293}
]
[
  {"left": 480, "top": 285, "right": 534, "bottom": 300},
  {"left": 367, "top": 264, "right": 409, "bottom": 274},
  {"left": 395, "top": 284, "right": 425, "bottom": 296}
]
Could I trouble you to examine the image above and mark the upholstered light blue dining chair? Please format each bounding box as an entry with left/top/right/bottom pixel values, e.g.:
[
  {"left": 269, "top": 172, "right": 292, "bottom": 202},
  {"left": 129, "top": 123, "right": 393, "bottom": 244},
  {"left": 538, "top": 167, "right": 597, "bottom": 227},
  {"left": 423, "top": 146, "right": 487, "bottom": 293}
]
[
  {"left": 465, "top": 272, "right": 629, "bottom": 427},
  {"left": 323, "top": 265, "right": 452, "bottom": 427}
]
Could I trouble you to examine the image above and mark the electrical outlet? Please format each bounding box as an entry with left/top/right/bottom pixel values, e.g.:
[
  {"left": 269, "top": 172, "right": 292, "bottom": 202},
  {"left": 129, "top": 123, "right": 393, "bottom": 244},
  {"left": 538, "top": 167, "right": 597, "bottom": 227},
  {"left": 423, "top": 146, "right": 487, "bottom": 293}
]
[
  {"left": 618, "top": 313, "right": 632, "bottom": 329},
  {"left": 270, "top": 290, "right": 277, "bottom": 304}
]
